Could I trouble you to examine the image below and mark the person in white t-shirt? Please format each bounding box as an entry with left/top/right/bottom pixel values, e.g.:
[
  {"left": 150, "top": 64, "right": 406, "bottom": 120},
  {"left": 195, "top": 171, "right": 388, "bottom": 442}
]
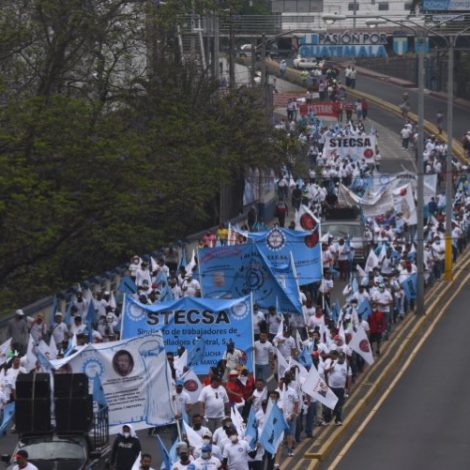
[
  {"left": 52, "top": 312, "right": 69, "bottom": 345},
  {"left": 222, "top": 431, "right": 250, "bottom": 470},
  {"left": 253, "top": 333, "right": 274, "bottom": 382},
  {"left": 191, "top": 413, "right": 211, "bottom": 438},
  {"left": 222, "top": 342, "right": 244, "bottom": 373},
  {"left": 323, "top": 352, "right": 351, "bottom": 426},
  {"left": 173, "top": 380, "right": 191, "bottom": 419},
  {"left": 181, "top": 274, "right": 201, "bottom": 297},
  {"left": 198, "top": 376, "right": 229, "bottom": 432},
  {"left": 273, "top": 329, "right": 297, "bottom": 362}
]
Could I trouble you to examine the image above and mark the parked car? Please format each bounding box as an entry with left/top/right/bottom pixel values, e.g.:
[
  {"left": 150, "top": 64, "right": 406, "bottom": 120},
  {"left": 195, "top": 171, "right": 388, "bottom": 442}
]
[{"left": 293, "top": 55, "right": 324, "bottom": 70}]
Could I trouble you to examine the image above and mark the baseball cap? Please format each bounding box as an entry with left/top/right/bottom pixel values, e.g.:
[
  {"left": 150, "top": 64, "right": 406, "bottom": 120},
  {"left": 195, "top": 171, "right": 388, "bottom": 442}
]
[{"left": 15, "top": 309, "right": 25, "bottom": 316}]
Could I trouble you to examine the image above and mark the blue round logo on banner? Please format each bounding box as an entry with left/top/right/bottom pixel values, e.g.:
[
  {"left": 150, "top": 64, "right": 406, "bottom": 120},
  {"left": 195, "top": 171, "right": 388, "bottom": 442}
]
[
  {"left": 266, "top": 228, "right": 286, "bottom": 251},
  {"left": 231, "top": 301, "right": 249, "bottom": 320},
  {"left": 127, "top": 303, "right": 147, "bottom": 322},
  {"left": 82, "top": 358, "right": 104, "bottom": 378}
]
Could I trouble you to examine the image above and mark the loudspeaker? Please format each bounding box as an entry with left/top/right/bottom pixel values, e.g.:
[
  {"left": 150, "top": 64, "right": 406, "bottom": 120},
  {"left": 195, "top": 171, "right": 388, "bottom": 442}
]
[
  {"left": 16, "top": 397, "right": 51, "bottom": 434},
  {"left": 54, "top": 373, "right": 89, "bottom": 399},
  {"left": 16, "top": 373, "right": 51, "bottom": 400},
  {"left": 55, "top": 395, "right": 93, "bottom": 433}
]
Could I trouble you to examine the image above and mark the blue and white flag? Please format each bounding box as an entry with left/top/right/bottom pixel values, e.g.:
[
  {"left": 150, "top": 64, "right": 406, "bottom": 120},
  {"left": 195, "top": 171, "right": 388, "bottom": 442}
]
[
  {"left": 93, "top": 374, "right": 108, "bottom": 408},
  {"left": 198, "top": 244, "right": 302, "bottom": 314},
  {"left": 118, "top": 276, "right": 137, "bottom": 295},
  {"left": 259, "top": 402, "right": 289, "bottom": 454},
  {"left": 401, "top": 273, "right": 418, "bottom": 300},
  {"left": 121, "top": 295, "right": 254, "bottom": 375},
  {"left": 187, "top": 337, "right": 205, "bottom": 368},
  {"left": 235, "top": 227, "right": 322, "bottom": 285},
  {"left": 299, "top": 346, "right": 313, "bottom": 369},
  {"left": 156, "top": 434, "right": 172, "bottom": 470},
  {"left": 357, "top": 298, "right": 372, "bottom": 319},
  {"left": 245, "top": 406, "right": 258, "bottom": 449}
]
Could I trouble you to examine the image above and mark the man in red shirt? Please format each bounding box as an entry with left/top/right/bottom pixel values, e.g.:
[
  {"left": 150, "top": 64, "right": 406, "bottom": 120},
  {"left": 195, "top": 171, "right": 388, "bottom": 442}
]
[
  {"left": 225, "top": 370, "right": 244, "bottom": 405},
  {"left": 368, "top": 302, "right": 386, "bottom": 356}
]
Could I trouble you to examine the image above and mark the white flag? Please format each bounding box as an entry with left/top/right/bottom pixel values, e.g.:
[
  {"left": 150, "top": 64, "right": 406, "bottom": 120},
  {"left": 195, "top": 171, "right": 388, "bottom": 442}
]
[
  {"left": 183, "top": 419, "right": 203, "bottom": 448},
  {"left": 174, "top": 350, "right": 188, "bottom": 378},
  {"left": 185, "top": 249, "right": 196, "bottom": 275},
  {"left": 24, "top": 335, "right": 37, "bottom": 372},
  {"left": 131, "top": 452, "right": 141, "bottom": 470},
  {"left": 181, "top": 369, "right": 203, "bottom": 404},
  {"left": 0, "top": 339, "right": 11, "bottom": 367},
  {"left": 231, "top": 405, "right": 246, "bottom": 438},
  {"left": 276, "top": 348, "right": 289, "bottom": 380},
  {"left": 302, "top": 364, "right": 338, "bottom": 410},
  {"left": 150, "top": 256, "right": 158, "bottom": 273},
  {"left": 349, "top": 325, "right": 374, "bottom": 365},
  {"left": 365, "top": 248, "right": 379, "bottom": 273},
  {"left": 295, "top": 204, "right": 319, "bottom": 231},
  {"left": 288, "top": 357, "right": 308, "bottom": 383}
]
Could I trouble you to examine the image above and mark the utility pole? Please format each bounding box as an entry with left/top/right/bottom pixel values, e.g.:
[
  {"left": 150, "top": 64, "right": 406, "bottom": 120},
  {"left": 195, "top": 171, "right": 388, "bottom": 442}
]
[
  {"left": 416, "top": 31, "right": 426, "bottom": 316},
  {"left": 250, "top": 42, "right": 256, "bottom": 86},
  {"left": 213, "top": 13, "right": 220, "bottom": 81},
  {"left": 445, "top": 35, "right": 454, "bottom": 281},
  {"left": 229, "top": 8, "right": 235, "bottom": 90}
]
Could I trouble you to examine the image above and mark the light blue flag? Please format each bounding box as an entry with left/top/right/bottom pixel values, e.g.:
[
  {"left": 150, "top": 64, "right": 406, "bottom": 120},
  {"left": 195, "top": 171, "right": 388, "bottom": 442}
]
[
  {"left": 401, "top": 273, "right": 417, "bottom": 300},
  {"left": 0, "top": 402, "right": 15, "bottom": 435},
  {"left": 177, "top": 246, "right": 188, "bottom": 273},
  {"left": 155, "top": 271, "right": 174, "bottom": 303},
  {"left": 167, "top": 438, "right": 180, "bottom": 467},
  {"left": 357, "top": 298, "right": 372, "bottom": 319},
  {"left": 85, "top": 300, "right": 95, "bottom": 343},
  {"left": 351, "top": 277, "right": 359, "bottom": 293},
  {"left": 156, "top": 434, "right": 172, "bottom": 470},
  {"left": 49, "top": 295, "right": 58, "bottom": 328},
  {"left": 64, "top": 300, "right": 73, "bottom": 326},
  {"left": 93, "top": 374, "right": 107, "bottom": 408},
  {"left": 245, "top": 406, "right": 258, "bottom": 449},
  {"left": 118, "top": 276, "right": 137, "bottom": 295},
  {"left": 259, "top": 403, "right": 289, "bottom": 454},
  {"left": 299, "top": 346, "right": 313, "bottom": 369},
  {"left": 187, "top": 337, "right": 205, "bottom": 368},
  {"left": 36, "top": 350, "right": 53, "bottom": 372}
]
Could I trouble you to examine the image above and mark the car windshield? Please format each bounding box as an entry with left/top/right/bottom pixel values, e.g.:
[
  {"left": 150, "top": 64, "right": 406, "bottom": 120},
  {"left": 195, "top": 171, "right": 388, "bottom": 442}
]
[
  {"left": 322, "top": 223, "right": 362, "bottom": 239},
  {"left": 21, "top": 441, "right": 86, "bottom": 460}
]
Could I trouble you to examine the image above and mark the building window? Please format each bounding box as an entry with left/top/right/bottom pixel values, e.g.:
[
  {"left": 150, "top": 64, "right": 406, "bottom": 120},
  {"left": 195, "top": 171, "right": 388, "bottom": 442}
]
[
  {"left": 348, "top": 2, "right": 359, "bottom": 10},
  {"left": 378, "top": 2, "right": 389, "bottom": 10},
  {"left": 404, "top": 2, "right": 413, "bottom": 9}
]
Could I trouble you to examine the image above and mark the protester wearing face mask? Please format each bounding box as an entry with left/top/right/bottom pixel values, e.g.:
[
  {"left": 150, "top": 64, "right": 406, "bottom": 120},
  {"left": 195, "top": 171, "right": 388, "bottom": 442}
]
[
  {"left": 191, "top": 413, "right": 210, "bottom": 438},
  {"left": 222, "top": 429, "right": 250, "bottom": 470},
  {"left": 110, "top": 424, "right": 141, "bottom": 470},
  {"left": 193, "top": 444, "right": 222, "bottom": 469},
  {"left": 195, "top": 430, "right": 222, "bottom": 461},
  {"left": 172, "top": 442, "right": 194, "bottom": 469}
]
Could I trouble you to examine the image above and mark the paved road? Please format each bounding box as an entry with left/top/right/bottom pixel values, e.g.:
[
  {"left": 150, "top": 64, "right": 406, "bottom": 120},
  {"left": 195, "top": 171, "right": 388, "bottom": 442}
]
[
  {"left": 334, "top": 276, "right": 470, "bottom": 470},
  {"left": 349, "top": 71, "right": 469, "bottom": 140}
]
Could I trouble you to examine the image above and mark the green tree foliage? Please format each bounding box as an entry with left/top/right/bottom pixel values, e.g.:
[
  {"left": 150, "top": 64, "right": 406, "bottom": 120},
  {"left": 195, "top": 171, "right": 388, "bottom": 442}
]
[{"left": 0, "top": 0, "right": 284, "bottom": 312}]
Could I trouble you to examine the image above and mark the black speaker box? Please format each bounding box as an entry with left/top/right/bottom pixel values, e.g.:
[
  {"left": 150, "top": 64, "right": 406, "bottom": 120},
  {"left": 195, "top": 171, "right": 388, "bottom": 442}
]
[
  {"left": 54, "top": 373, "right": 89, "bottom": 399},
  {"left": 16, "top": 373, "right": 51, "bottom": 400},
  {"left": 54, "top": 395, "right": 93, "bottom": 433},
  {"left": 16, "top": 397, "right": 51, "bottom": 434}
]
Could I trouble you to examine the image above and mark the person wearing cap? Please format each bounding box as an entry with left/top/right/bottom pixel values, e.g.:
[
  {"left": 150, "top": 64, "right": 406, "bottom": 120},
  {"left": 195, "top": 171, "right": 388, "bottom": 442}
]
[
  {"left": 7, "top": 310, "right": 29, "bottom": 356},
  {"left": 193, "top": 444, "right": 222, "bottom": 469},
  {"left": 12, "top": 450, "right": 38, "bottom": 470},
  {"left": 110, "top": 424, "right": 141, "bottom": 470},
  {"left": 172, "top": 442, "right": 194, "bottom": 469},
  {"left": 195, "top": 429, "right": 223, "bottom": 461},
  {"left": 181, "top": 274, "right": 201, "bottom": 297},
  {"left": 198, "top": 376, "right": 229, "bottom": 432},
  {"left": 51, "top": 312, "right": 69, "bottom": 345},
  {"left": 172, "top": 379, "right": 191, "bottom": 440},
  {"left": 225, "top": 370, "right": 244, "bottom": 406}
]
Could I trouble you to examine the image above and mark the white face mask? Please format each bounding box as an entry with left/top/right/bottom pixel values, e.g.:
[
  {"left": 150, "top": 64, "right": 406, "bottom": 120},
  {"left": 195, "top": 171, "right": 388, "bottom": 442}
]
[
  {"left": 202, "top": 438, "right": 211, "bottom": 444},
  {"left": 201, "top": 452, "right": 210, "bottom": 460},
  {"left": 230, "top": 435, "right": 238, "bottom": 443},
  {"left": 123, "top": 432, "right": 130, "bottom": 438}
]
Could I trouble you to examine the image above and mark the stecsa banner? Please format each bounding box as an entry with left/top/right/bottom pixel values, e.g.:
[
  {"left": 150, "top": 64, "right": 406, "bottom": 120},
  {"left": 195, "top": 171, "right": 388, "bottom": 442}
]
[{"left": 121, "top": 294, "right": 254, "bottom": 375}]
